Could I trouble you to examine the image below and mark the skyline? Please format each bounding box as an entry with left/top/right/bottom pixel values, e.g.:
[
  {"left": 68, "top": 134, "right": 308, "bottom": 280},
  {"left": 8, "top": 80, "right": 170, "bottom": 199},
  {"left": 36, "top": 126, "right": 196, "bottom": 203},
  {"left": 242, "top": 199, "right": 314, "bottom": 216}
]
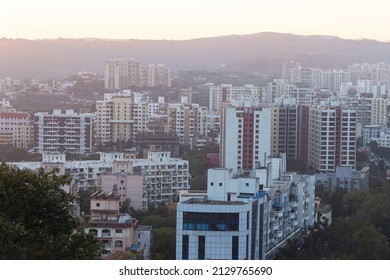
[{"left": 1, "top": 0, "right": 390, "bottom": 42}]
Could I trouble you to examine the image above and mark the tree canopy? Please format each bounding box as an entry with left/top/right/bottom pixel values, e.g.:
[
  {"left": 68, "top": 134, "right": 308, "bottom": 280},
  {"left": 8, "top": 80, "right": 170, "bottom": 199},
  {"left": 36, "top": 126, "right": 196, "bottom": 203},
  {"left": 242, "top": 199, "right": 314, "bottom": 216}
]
[{"left": 0, "top": 163, "right": 102, "bottom": 259}]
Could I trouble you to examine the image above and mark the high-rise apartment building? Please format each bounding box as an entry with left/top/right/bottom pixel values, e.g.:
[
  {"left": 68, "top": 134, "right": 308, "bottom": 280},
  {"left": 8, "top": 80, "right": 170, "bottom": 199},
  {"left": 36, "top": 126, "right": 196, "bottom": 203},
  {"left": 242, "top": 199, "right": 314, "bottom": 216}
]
[
  {"left": 34, "top": 109, "right": 93, "bottom": 154},
  {"left": 320, "top": 70, "right": 351, "bottom": 92},
  {"left": 348, "top": 62, "right": 390, "bottom": 85},
  {"left": 282, "top": 60, "right": 301, "bottom": 81},
  {"left": 95, "top": 92, "right": 149, "bottom": 145},
  {"left": 271, "top": 97, "right": 300, "bottom": 159},
  {"left": 220, "top": 105, "right": 271, "bottom": 173},
  {"left": 167, "top": 103, "right": 208, "bottom": 146},
  {"left": 208, "top": 84, "right": 262, "bottom": 113},
  {"left": 0, "top": 111, "right": 32, "bottom": 148},
  {"left": 370, "top": 98, "right": 389, "bottom": 126},
  {"left": 104, "top": 58, "right": 171, "bottom": 90},
  {"left": 290, "top": 66, "right": 322, "bottom": 90},
  {"left": 308, "top": 103, "right": 356, "bottom": 172}
]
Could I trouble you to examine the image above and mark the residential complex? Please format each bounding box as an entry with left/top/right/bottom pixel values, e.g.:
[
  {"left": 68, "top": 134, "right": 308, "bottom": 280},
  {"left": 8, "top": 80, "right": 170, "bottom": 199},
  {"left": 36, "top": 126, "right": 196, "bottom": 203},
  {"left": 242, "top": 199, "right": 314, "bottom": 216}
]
[
  {"left": 308, "top": 101, "right": 356, "bottom": 172},
  {"left": 176, "top": 155, "right": 315, "bottom": 260},
  {"left": 33, "top": 109, "right": 94, "bottom": 154},
  {"left": 220, "top": 104, "right": 271, "bottom": 173},
  {"left": 104, "top": 58, "right": 171, "bottom": 90}
]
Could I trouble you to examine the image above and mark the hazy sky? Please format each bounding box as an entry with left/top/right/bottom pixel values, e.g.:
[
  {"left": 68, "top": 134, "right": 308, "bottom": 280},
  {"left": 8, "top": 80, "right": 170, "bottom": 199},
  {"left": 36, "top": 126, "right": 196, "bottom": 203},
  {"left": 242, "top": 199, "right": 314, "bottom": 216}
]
[{"left": 1, "top": 0, "right": 390, "bottom": 41}]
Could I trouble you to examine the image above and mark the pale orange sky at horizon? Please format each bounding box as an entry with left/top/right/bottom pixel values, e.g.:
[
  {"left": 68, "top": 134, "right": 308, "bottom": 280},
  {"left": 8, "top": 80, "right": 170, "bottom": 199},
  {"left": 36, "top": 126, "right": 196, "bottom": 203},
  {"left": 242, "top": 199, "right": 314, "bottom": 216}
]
[{"left": 1, "top": 0, "right": 390, "bottom": 42}]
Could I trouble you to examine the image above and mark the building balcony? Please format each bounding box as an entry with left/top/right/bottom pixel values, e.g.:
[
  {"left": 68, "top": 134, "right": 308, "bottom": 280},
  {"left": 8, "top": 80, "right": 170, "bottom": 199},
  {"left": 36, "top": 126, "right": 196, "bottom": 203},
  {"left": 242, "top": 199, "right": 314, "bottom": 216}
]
[
  {"left": 101, "top": 231, "right": 112, "bottom": 237},
  {"left": 272, "top": 223, "right": 279, "bottom": 231},
  {"left": 289, "top": 201, "right": 298, "bottom": 208},
  {"left": 272, "top": 209, "right": 283, "bottom": 218}
]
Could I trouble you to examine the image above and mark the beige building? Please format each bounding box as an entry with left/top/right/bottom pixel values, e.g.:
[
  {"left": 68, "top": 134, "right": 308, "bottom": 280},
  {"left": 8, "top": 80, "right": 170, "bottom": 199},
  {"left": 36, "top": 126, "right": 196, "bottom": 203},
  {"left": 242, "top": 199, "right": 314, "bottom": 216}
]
[
  {"left": 95, "top": 92, "right": 149, "bottom": 145},
  {"left": 0, "top": 111, "right": 33, "bottom": 148},
  {"left": 104, "top": 58, "right": 171, "bottom": 90},
  {"left": 101, "top": 160, "right": 147, "bottom": 211},
  {"left": 84, "top": 191, "right": 140, "bottom": 258},
  {"left": 167, "top": 103, "right": 208, "bottom": 146}
]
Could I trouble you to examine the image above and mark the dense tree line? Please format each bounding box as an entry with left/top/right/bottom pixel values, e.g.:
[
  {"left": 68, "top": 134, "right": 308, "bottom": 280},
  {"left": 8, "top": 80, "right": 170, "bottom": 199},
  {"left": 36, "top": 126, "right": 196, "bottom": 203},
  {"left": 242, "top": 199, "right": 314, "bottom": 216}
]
[
  {"left": 0, "top": 163, "right": 102, "bottom": 259},
  {"left": 181, "top": 144, "right": 218, "bottom": 190},
  {"left": 277, "top": 183, "right": 390, "bottom": 259},
  {"left": 130, "top": 205, "right": 177, "bottom": 260}
]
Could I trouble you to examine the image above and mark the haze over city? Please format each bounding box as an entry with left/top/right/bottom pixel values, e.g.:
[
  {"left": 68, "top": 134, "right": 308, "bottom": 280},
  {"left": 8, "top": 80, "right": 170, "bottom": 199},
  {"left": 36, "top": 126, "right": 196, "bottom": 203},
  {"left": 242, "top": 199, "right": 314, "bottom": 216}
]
[
  {"left": 1, "top": 0, "right": 390, "bottom": 41},
  {"left": 3, "top": 0, "right": 390, "bottom": 266}
]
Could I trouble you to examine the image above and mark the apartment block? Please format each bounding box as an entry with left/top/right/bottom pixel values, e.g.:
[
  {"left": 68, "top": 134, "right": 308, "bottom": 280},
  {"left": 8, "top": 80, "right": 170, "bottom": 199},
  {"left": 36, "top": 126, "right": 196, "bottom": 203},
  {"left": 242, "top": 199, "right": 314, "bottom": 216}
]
[
  {"left": 308, "top": 103, "right": 356, "bottom": 172},
  {"left": 166, "top": 103, "right": 208, "bottom": 146},
  {"left": 208, "top": 84, "right": 262, "bottom": 114},
  {"left": 95, "top": 92, "right": 149, "bottom": 144},
  {"left": 104, "top": 58, "right": 171, "bottom": 90},
  {"left": 176, "top": 156, "right": 315, "bottom": 260},
  {"left": 370, "top": 98, "right": 389, "bottom": 126},
  {"left": 220, "top": 105, "right": 271, "bottom": 173},
  {"left": 34, "top": 109, "right": 93, "bottom": 154},
  {"left": 0, "top": 111, "right": 33, "bottom": 148},
  {"left": 271, "top": 97, "right": 300, "bottom": 159}
]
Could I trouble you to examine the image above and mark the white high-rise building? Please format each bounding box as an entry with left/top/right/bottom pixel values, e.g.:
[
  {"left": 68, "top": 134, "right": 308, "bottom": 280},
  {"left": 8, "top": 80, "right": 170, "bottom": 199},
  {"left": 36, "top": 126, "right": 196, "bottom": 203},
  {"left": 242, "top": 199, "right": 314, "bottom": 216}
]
[
  {"left": 370, "top": 98, "right": 389, "bottom": 126},
  {"left": 220, "top": 105, "right": 271, "bottom": 173},
  {"left": 308, "top": 103, "right": 356, "bottom": 172},
  {"left": 320, "top": 70, "right": 351, "bottom": 92},
  {"left": 208, "top": 84, "right": 262, "bottom": 114}
]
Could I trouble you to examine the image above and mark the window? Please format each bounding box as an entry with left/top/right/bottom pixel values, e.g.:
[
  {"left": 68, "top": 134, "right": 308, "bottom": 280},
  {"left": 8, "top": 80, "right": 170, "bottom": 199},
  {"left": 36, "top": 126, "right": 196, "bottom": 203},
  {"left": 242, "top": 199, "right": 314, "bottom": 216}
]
[
  {"left": 114, "top": 240, "right": 123, "bottom": 248},
  {"left": 96, "top": 203, "right": 100, "bottom": 207},
  {"left": 182, "top": 235, "right": 189, "bottom": 260},
  {"left": 198, "top": 236, "right": 205, "bottom": 260},
  {"left": 232, "top": 236, "right": 239, "bottom": 260},
  {"left": 115, "top": 229, "right": 123, "bottom": 234}
]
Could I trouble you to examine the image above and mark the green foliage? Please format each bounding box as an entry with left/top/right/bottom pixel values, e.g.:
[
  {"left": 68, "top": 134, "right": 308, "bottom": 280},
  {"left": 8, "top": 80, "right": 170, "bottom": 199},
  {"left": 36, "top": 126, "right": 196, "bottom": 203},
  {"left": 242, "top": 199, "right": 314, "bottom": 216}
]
[
  {"left": 181, "top": 144, "right": 218, "bottom": 190},
  {"left": 356, "top": 151, "right": 369, "bottom": 163},
  {"left": 105, "top": 250, "right": 143, "bottom": 260},
  {"left": 280, "top": 182, "right": 390, "bottom": 259},
  {"left": 65, "top": 153, "right": 100, "bottom": 161},
  {"left": 0, "top": 163, "right": 102, "bottom": 259},
  {"left": 0, "top": 147, "right": 41, "bottom": 162},
  {"left": 152, "top": 227, "right": 176, "bottom": 260},
  {"left": 130, "top": 205, "right": 176, "bottom": 260},
  {"left": 286, "top": 158, "right": 306, "bottom": 173},
  {"left": 132, "top": 205, "right": 176, "bottom": 229}
]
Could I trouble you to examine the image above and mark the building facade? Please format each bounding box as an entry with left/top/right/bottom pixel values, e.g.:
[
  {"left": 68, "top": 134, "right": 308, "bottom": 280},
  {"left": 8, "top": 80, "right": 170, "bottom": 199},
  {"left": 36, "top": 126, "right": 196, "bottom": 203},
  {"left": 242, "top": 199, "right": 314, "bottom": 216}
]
[
  {"left": 308, "top": 103, "right": 356, "bottom": 172},
  {"left": 34, "top": 109, "right": 93, "bottom": 154},
  {"left": 104, "top": 58, "right": 171, "bottom": 90},
  {"left": 220, "top": 105, "right": 272, "bottom": 173},
  {"left": 176, "top": 156, "right": 315, "bottom": 260}
]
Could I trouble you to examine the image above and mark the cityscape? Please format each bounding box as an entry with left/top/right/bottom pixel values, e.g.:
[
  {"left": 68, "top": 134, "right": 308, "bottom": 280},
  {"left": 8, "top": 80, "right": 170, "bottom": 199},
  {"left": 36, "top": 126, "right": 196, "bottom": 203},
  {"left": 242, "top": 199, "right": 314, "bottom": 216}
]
[
  {"left": 2, "top": 56, "right": 390, "bottom": 260},
  {"left": 2, "top": 0, "right": 390, "bottom": 262}
]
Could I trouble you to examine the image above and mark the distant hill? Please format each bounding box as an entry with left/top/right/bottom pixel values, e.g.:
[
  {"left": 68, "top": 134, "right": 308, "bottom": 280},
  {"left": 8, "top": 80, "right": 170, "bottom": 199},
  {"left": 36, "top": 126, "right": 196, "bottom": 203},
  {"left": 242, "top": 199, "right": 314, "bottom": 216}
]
[{"left": 1, "top": 32, "right": 390, "bottom": 80}]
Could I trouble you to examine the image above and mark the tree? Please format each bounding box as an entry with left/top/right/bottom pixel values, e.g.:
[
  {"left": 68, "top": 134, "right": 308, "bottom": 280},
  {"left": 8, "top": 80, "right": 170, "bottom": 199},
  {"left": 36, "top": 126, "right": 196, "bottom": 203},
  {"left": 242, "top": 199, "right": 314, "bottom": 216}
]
[
  {"left": 0, "top": 163, "right": 102, "bottom": 259},
  {"left": 152, "top": 227, "right": 176, "bottom": 260}
]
